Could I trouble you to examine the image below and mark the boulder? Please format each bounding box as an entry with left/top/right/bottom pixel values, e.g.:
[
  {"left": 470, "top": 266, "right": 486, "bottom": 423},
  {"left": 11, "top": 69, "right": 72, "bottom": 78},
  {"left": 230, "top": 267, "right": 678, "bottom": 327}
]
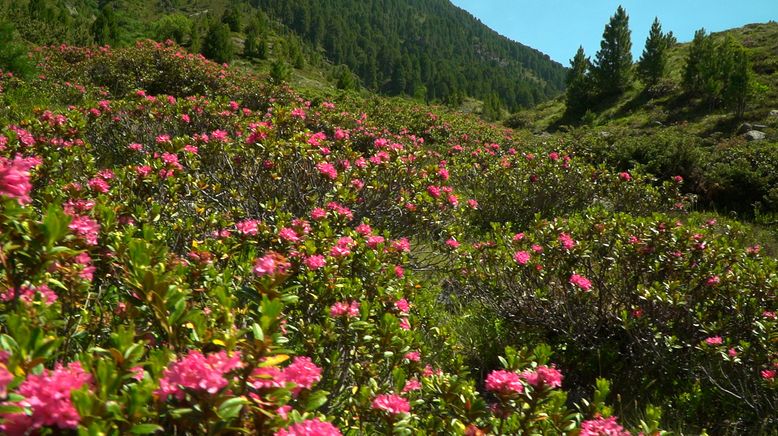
[
  {"left": 769, "top": 109, "right": 778, "bottom": 117},
  {"left": 744, "top": 130, "right": 766, "bottom": 141}
]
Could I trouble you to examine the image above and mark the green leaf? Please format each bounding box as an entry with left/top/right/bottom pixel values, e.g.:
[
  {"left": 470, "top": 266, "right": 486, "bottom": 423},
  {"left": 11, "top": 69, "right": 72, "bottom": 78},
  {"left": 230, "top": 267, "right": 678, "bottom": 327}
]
[
  {"left": 304, "top": 390, "right": 329, "bottom": 411},
  {"left": 130, "top": 424, "right": 164, "bottom": 434},
  {"left": 217, "top": 396, "right": 248, "bottom": 420}
]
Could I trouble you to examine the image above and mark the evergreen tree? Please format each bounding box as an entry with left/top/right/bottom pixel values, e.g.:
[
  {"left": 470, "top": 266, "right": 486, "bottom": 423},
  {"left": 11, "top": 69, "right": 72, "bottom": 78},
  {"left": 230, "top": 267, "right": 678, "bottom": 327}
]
[
  {"left": 720, "top": 37, "right": 752, "bottom": 118},
  {"left": 189, "top": 19, "right": 204, "bottom": 54},
  {"left": 243, "top": 20, "right": 261, "bottom": 58},
  {"left": 565, "top": 46, "right": 592, "bottom": 116},
  {"left": 593, "top": 6, "right": 633, "bottom": 96},
  {"left": 334, "top": 65, "right": 358, "bottom": 90},
  {"left": 92, "top": 5, "right": 119, "bottom": 46},
  {"left": 202, "top": 21, "right": 234, "bottom": 64},
  {"left": 0, "top": 20, "right": 34, "bottom": 78},
  {"left": 222, "top": 4, "right": 242, "bottom": 33},
  {"left": 637, "top": 17, "right": 669, "bottom": 87},
  {"left": 154, "top": 14, "right": 191, "bottom": 44},
  {"left": 270, "top": 59, "right": 291, "bottom": 83},
  {"left": 683, "top": 29, "right": 712, "bottom": 95}
]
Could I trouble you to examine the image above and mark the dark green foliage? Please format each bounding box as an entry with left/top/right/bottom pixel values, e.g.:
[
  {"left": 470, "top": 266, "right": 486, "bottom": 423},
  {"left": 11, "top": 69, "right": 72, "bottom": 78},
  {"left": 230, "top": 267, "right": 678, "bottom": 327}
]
[
  {"left": 202, "top": 21, "right": 234, "bottom": 64},
  {"left": 153, "top": 14, "right": 192, "bottom": 44},
  {"left": 334, "top": 65, "right": 358, "bottom": 90},
  {"left": 270, "top": 59, "right": 290, "bottom": 83},
  {"left": 593, "top": 6, "right": 633, "bottom": 96},
  {"left": 481, "top": 93, "right": 503, "bottom": 121},
  {"left": 252, "top": 0, "right": 565, "bottom": 109},
  {"left": 243, "top": 20, "right": 262, "bottom": 59},
  {"left": 0, "top": 20, "right": 34, "bottom": 78},
  {"left": 637, "top": 18, "right": 671, "bottom": 87},
  {"left": 222, "top": 3, "right": 242, "bottom": 33},
  {"left": 565, "top": 46, "right": 593, "bottom": 116},
  {"left": 684, "top": 30, "right": 753, "bottom": 114},
  {"left": 92, "top": 5, "right": 120, "bottom": 46}
]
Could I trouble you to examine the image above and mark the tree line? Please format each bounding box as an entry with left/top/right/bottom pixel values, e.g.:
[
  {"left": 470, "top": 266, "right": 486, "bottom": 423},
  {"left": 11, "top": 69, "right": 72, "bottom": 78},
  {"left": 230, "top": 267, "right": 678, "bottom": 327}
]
[{"left": 565, "top": 6, "right": 755, "bottom": 119}]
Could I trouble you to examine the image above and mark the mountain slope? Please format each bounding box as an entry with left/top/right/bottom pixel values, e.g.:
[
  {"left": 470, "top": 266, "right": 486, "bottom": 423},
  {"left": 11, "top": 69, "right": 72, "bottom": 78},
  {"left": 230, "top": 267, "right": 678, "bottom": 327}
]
[{"left": 251, "top": 0, "right": 566, "bottom": 110}]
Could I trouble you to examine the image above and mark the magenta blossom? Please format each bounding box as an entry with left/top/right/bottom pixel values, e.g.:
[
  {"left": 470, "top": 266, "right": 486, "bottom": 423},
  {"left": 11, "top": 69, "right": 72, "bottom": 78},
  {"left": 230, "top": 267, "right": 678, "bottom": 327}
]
[
  {"left": 485, "top": 370, "right": 524, "bottom": 396},
  {"left": 275, "top": 418, "right": 342, "bottom": 436},
  {"left": 372, "top": 394, "right": 410, "bottom": 415}
]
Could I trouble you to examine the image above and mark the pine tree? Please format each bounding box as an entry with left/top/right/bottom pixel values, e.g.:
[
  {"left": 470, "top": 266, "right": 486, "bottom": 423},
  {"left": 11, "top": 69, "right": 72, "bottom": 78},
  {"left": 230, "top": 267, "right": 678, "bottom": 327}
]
[
  {"left": 202, "top": 22, "right": 234, "bottom": 64},
  {"left": 270, "top": 59, "right": 291, "bottom": 83},
  {"left": 720, "top": 37, "right": 752, "bottom": 118},
  {"left": 593, "top": 6, "right": 633, "bottom": 96},
  {"left": 92, "top": 5, "right": 119, "bottom": 46},
  {"left": 0, "top": 20, "right": 34, "bottom": 78},
  {"left": 683, "top": 29, "right": 715, "bottom": 96},
  {"left": 565, "top": 46, "right": 592, "bottom": 116},
  {"left": 222, "top": 4, "right": 242, "bottom": 33},
  {"left": 637, "top": 17, "right": 669, "bottom": 88},
  {"left": 243, "top": 20, "right": 261, "bottom": 59}
]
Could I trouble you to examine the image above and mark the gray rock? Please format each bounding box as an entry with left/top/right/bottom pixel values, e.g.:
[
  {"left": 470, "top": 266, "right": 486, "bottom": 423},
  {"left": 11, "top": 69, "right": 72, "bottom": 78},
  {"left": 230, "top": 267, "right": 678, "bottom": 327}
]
[
  {"left": 753, "top": 124, "right": 768, "bottom": 130},
  {"left": 737, "top": 123, "right": 753, "bottom": 134},
  {"left": 744, "top": 130, "right": 766, "bottom": 141},
  {"left": 769, "top": 109, "right": 778, "bottom": 117}
]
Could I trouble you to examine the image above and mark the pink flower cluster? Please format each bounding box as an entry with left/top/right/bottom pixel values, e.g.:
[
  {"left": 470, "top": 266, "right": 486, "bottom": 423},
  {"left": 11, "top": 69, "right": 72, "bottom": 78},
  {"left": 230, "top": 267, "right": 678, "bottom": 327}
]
[
  {"left": 68, "top": 215, "right": 100, "bottom": 246},
  {"left": 275, "top": 418, "right": 342, "bottom": 436},
  {"left": 569, "top": 274, "right": 592, "bottom": 291},
  {"left": 513, "top": 251, "right": 531, "bottom": 265},
  {"left": 236, "top": 219, "right": 260, "bottom": 236},
  {"left": 579, "top": 415, "right": 630, "bottom": 436},
  {"left": 0, "top": 155, "right": 41, "bottom": 204},
  {"left": 156, "top": 350, "right": 243, "bottom": 400},
  {"left": 251, "top": 356, "right": 322, "bottom": 394},
  {"left": 558, "top": 232, "right": 576, "bottom": 250},
  {"left": 371, "top": 393, "right": 410, "bottom": 415},
  {"left": 254, "top": 252, "right": 291, "bottom": 277},
  {"left": 520, "top": 365, "right": 563, "bottom": 389},
  {"left": 485, "top": 370, "right": 524, "bottom": 395},
  {"left": 1, "top": 362, "right": 92, "bottom": 434},
  {"left": 317, "top": 162, "right": 338, "bottom": 180},
  {"left": 330, "top": 301, "right": 360, "bottom": 318}
]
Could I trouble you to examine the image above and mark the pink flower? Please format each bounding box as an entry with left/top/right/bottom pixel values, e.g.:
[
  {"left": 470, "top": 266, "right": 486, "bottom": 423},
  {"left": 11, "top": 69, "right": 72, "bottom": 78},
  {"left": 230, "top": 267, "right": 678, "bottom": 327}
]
[
  {"left": 520, "top": 365, "right": 563, "bottom": 389},
  {"left": 367, "top": 235, "right": 385, "bottom": 248},
  {"left": 317, "top": 162, "right": 338, "bottom": 180},
  {"left": 395, "top": 298, "right": 410, "bottom": 314},
  {"left": 371, "top": 394, "right": 410, "bottom": 415},
  {"left": 304, "top": 255, "right": 326, "bottom": 270},
  {"left": 282, "top": 357, "right": 322, "bottom": 393},
  {"left": 706, "top": 276, "right": 721, "bottom": 286},
  {"left": 673, "top": 175, "right": 683, "bottom": 183},
  {"left": 513, "top": 251, "right": 531, "bottom": 265},
  {"left": 399, "top": 318, "right": 411, "bottom": 330},
  {"left": 427, "top": 185, "right": 441, "bottom": 198},
  {"left": 236, "top": 219, "right": 259, "bottom": 236},
  {"left": 275, "top": 418, "right": 342, "bottom": 436},
  {"left": 403, "top": 378, "right": 422, "bottom": 392},
  {"left": 1, "top": 362, "right": 92, "bottom": 434},
  {"left": 355, "top": 223, "right": 373, "bottom": 236},
  {"left": 558, "top": 232, "right": 576, "bottom": 250},
  {"left": 156, "top": 350, "right": 242, "bottom": 400},
  {"left": 330, "top": 236, "right": 355, "bottom": 258},
  {"left": 311, "top": 207, "right": 327, "bottom": 220},
  {"left": 446, "top": 239, "right": 461, "bottom": 249},
  {"left": 392, "top": 238, "right": 411, "bottom": 253},
  {"left": 467, "top": 199, "right": 479, "bottom": 209},
  {"left": 18, "top": 284, "right": 58, "bottom": 305},
  {"left": 762, "top": 369, "right": 776, "bottom": 380},
  {"left": 404, "top": 351, "right": 421, "bottom": 362},
  {"left": 618, "top": 172, "right": 632, "bottom": 181},
  {"left": 0, "top": 155, "right": 40, "bottom": 204},
  {"left": 579, "top": 416, "right": 630, "bottom": 436},
  {"left": 394, "top": 265, "right": 405, "bottom": 278},
  {"left": 253, "top": 253, "right": 291, "bottom": 277},
  {"left": 68, "top": 215, "right": 100, "bottom": 245},
  {"left": 569, "top": 274, "right": 592, "bottom": 291},
  {"left": 705, "top": 336, "right": 723, "bottom": 346},
  {"left": 279, "top": 227, "right": 300, "bottom": 243},
  {"left": 485, "top": 370, "right": 524, "bottom": 395},
  {"left": 531, "top": 244, "right": 543, "bottom": 253},
  {"left": 88, "top": 177, "right": 110, "bottom": 193},
  {"left": 0, "top": 364, "right": 13, "bottom": 397},
  {"left": 330, "top": 301, "right": 360, "bottom": 318}
]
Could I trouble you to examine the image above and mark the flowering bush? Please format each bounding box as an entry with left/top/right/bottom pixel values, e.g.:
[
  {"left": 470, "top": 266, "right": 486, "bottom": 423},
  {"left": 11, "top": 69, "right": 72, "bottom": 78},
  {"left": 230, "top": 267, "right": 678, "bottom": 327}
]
[{"left": 0, "top": 41, "right": 773, "bottom": 434}]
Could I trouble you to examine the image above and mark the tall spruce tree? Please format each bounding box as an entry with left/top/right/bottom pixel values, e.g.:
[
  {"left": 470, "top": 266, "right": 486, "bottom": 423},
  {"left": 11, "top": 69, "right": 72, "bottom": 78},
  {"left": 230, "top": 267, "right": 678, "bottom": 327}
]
[
  {"left": 92, "top": 5, "right": 119, "bottom": 45},
  {"left": 720, "top": 37, "right": 752, "bottom": 118},
  {"left": 202, "top": 21, "right": 234, "bottom": 64},
  {"left": 637, "top": 17, "right": 669, "bottom": 87},
  {"left": 593, "top": 6, "right": 633, "bottom": 96},
  {"left": 683, "top": 29, "right": 718, "bottom": 101},
  {"left": 565, "top": 46, "right": 592, "bottom": 116}
]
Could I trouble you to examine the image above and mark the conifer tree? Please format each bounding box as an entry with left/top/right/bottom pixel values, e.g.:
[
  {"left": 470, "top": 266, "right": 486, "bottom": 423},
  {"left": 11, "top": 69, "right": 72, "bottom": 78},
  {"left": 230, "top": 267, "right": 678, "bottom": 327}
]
[
  {"left": 222, "top": 4, "right": 242, "bottom": 33},
  {"left": 92, "top": 5, "right": 119, "bottom": 46},
  {"left": 0, "top": 20, "right": 34, "bottom": 78},
  {"left": 243, "top": 20, "right": 261, "bottom": 59},
  {"left": 637, "top": 17, "right": 669, "bottom": 87},
  {"left": 565, "top": 46, "right": 592, "bottom": 116},
  {"left": 720, "top": 37, "right": 752, "bottom": 118},
  {"left": 593, "top": 6, "right": 633, "bottom": 96},
  {"left": 202, "top": 21, "right": 234, "bottom": 64}
]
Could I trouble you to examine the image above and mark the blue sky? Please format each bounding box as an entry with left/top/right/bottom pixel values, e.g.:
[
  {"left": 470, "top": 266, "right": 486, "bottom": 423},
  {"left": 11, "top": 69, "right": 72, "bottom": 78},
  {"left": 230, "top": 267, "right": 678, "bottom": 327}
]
[{"left": 449, "top": 0, "right": 778, "bottom": 65}]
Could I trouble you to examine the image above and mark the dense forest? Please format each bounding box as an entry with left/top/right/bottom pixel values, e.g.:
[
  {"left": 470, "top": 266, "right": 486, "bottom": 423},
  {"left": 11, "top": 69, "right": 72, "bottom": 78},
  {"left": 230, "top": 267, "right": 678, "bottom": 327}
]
[
  {"left": 252, "top": 0, "right": 566, "bottom": 110},
  {"left": 0, "top": 0, "right": 567, "bottom": 111}
]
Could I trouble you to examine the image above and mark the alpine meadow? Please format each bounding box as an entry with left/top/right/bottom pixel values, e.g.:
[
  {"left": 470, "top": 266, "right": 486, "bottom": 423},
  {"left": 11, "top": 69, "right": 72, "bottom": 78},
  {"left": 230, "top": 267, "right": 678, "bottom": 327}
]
[{"left": 0, "top": 0, "right": 776, "bottom": 435}]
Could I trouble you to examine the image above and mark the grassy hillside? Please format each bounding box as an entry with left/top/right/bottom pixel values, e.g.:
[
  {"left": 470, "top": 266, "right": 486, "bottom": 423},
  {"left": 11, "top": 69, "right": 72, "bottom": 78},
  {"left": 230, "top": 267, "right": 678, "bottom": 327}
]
[{"left": 519, "top": 21, "right": 778, "bottom": 135}]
